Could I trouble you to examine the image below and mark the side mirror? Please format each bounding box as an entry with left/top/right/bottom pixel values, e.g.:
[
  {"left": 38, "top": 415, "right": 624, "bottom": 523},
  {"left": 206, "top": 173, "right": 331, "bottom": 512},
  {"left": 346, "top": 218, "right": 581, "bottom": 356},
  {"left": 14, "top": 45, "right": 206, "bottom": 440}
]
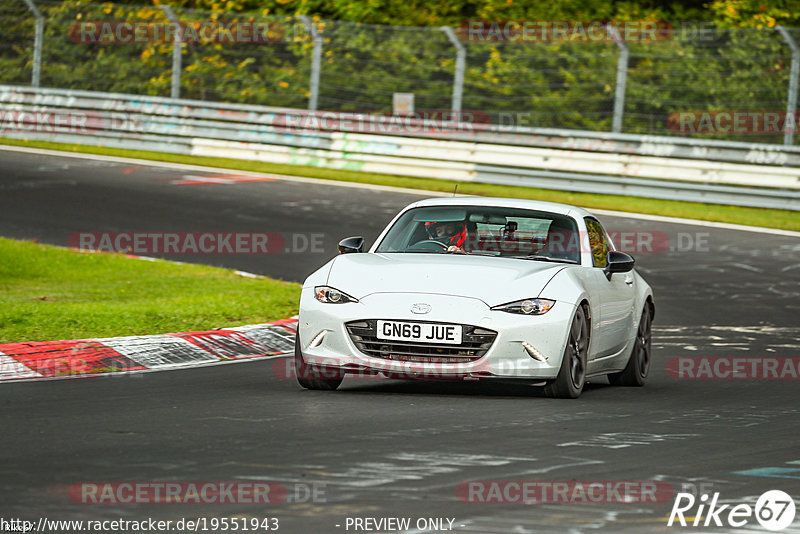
[
  {"left": 338, "top": 236, "right": 364, "bottom": 254},
  {"left": 604, "top": 250, "right": 635, "bottom": 279}
]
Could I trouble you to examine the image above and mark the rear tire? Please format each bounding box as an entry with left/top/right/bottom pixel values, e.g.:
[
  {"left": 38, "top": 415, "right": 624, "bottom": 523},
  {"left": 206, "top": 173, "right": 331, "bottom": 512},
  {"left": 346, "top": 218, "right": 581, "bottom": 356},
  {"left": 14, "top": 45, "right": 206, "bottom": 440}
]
[
  {"left": 295, "top": 334, "right": 344, "bottom": 391},
  {"left": 544, "top": 305, "right": 589, "bottom": 399},
  {"left": 608, "top": 303, "right": 652, "bottom": 387}
]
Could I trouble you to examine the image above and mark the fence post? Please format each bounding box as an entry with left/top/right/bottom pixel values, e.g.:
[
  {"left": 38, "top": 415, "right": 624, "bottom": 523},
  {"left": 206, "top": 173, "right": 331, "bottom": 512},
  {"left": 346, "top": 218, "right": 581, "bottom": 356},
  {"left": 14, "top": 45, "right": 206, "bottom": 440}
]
[
  {"left": 777, "top": 26, "right": 799, "bottom": 146},
  {"left": 298, "top": 16, "right": 321, "bottom": 111},
  {"left": 608, "top": 24, "right": 628, "bottom": 133},
  {"left": 21, "top": 0, "right": 43, "bottom": 87},
  {"left": 160, "top": 5, "right": 182, "bottom": 99},
  {"left": 440, "top": 26, "right": 465, "bottom": 114}
]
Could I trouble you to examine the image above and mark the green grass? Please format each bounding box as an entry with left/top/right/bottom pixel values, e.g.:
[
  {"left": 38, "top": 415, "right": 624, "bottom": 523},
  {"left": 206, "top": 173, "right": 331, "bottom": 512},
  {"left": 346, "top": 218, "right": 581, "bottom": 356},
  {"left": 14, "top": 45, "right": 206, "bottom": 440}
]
[
  {"left": 2, "top": 137, "right": 799, "bottom": 232},
  {"left": 0, "top": 237, "right": 301, "bottom": 344}
]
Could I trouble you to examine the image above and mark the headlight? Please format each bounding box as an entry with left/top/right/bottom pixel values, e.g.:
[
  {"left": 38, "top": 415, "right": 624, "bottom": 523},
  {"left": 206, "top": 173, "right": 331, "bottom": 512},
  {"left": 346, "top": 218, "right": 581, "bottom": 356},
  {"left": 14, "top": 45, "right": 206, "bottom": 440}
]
[
  {"left": 314, "top": 286, "right": 359, "bottom": 304},
  {"left": 491, "top": 298, "right": 555, "bottom": 315}
]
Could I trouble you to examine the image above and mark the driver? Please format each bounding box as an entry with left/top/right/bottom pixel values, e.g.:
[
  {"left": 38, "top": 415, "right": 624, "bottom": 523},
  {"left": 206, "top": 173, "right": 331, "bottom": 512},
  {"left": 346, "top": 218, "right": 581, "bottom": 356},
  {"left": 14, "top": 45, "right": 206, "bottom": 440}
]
[{"left": 426, "top": 221, "right": 467, "bottom": 252}]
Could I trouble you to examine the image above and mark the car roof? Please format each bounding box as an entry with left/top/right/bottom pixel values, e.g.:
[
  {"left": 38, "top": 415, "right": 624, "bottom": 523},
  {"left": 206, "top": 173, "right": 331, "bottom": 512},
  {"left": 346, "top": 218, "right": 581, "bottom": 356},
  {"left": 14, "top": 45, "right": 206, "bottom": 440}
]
[{"left": 406, "top": 196, "right": 595, "bottom": 220}]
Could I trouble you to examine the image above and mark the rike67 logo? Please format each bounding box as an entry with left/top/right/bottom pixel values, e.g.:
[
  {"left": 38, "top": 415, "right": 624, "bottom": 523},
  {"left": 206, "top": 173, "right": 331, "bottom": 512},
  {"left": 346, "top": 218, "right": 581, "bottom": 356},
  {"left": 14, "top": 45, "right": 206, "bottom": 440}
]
[{"left": 668, "top": 490, "right": 796, "bottom": 531}]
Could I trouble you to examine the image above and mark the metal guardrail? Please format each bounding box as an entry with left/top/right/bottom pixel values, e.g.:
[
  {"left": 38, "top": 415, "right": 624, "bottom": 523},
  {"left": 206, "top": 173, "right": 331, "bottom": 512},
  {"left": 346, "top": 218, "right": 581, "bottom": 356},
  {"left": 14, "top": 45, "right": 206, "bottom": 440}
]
[
  {"left": 5, "top": 85, "right": 800, "bottom": 165},
  {"left": 1, "top": 86, "right": 799, "bottom": 211}
]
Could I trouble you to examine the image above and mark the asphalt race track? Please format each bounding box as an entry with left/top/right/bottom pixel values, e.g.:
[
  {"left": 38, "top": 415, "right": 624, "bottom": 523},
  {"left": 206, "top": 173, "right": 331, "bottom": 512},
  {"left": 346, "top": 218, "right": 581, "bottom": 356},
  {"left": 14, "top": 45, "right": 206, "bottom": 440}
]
[{"left": 1, "top": 148, "right": 799, "bottom": 533}]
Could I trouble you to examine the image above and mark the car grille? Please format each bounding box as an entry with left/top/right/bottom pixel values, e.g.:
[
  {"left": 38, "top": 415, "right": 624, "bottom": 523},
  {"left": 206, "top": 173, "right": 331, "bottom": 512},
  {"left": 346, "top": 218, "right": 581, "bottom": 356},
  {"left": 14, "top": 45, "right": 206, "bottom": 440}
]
[{"left": 345, "top": 320, "right": 497, "bottom": 363}]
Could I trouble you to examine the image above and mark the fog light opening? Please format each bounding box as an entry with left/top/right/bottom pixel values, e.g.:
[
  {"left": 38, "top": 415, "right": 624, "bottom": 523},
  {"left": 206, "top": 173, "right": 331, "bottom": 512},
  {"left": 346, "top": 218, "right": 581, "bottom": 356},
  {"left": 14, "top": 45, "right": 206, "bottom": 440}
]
[{"left": 522, "top": 342, "right": 548, "bottom": 362}]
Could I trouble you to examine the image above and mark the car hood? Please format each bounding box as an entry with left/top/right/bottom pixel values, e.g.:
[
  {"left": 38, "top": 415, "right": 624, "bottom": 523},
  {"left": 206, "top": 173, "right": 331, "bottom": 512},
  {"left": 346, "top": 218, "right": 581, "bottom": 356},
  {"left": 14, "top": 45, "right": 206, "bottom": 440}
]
[{"left": 325, "top": 253, "right": 567, "bottom": 306}]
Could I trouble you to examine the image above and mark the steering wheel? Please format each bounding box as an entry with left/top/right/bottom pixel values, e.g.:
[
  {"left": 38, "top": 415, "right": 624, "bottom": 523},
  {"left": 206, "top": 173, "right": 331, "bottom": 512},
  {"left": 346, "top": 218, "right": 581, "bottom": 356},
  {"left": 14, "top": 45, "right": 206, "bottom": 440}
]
[{"left": 407, "top": 239, "right": 448, "bottom": 252}]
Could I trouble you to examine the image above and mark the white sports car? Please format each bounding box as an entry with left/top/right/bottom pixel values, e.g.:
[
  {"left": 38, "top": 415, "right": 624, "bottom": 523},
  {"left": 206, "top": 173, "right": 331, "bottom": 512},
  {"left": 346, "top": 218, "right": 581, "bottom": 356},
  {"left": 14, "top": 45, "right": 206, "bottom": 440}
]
[{"left": 295, "top": 197, "right": 654, "bottom": 398}]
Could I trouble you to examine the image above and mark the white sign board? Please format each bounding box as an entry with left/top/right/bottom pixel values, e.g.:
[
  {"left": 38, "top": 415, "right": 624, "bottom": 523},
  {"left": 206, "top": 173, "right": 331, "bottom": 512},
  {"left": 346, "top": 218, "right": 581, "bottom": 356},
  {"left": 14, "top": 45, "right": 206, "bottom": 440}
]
[{"left": 393, "top": 92, "right": 414, "bottom": 114}]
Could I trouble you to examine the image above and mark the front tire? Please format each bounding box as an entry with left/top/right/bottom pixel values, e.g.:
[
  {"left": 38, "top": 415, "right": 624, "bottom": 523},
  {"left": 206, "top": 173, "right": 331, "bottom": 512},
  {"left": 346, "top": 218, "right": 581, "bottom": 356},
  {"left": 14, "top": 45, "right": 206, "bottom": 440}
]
[
  {"left": 608, "top": 303, "right": 652, "bottom": 387},
  {"left": 295, "top": 334, "right": 343, "bottom": 391},
  {"left": 544, "top": 305, "right": 589, "bottom": 399}
]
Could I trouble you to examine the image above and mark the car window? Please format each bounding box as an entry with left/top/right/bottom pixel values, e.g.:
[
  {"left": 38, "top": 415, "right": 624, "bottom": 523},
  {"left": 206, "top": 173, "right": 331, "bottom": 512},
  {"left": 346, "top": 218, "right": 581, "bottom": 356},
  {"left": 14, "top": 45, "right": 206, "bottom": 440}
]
[
  {"left": 376, "top": 206, "right": 580, "bottom": 263},
  {"left": 584, "top": 217, "right": 610, "bottom": 267}
]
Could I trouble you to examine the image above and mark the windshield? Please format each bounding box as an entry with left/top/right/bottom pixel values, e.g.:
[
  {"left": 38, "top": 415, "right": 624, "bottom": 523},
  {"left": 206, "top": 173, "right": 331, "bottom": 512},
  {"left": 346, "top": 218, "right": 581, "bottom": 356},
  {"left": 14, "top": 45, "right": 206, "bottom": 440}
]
[{"left": 375, "top": 205, "right": 581, "bottom": 263}]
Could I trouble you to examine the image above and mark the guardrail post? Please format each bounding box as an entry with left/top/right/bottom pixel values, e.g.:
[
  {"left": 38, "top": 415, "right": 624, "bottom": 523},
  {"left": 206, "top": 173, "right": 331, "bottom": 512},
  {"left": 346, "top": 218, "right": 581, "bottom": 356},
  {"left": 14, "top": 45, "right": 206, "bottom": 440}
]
[
  {"left": 298, "top": 16, "right": 321, "bottom": 111},
  {"left": 777, "top": 26, "right": 799, "bottom": 146},
  {"left": 608, "top": 24, "right": 628, "bottom": 133},
  {"left": 440, "top": 26, "right": 465, "bottom": 114},
  {"left": 21, "top": 0, "right": 43, "bottom": 87},
  {"left": 160, "top": 5, "right": 182, "bottom": 99}
]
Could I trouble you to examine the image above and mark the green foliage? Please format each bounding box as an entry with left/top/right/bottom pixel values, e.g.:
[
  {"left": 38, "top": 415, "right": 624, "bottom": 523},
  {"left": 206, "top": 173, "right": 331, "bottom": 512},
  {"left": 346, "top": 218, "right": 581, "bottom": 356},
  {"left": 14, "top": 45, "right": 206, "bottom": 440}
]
[
  {"left": 707, "top": 0, "right": 800, "bottom": 28},
  {"left": 0, "top": 0, "right": 798, "bottom": 140},
  {"left": 0, "top": 236, "right": 301, "bottom": 343}
]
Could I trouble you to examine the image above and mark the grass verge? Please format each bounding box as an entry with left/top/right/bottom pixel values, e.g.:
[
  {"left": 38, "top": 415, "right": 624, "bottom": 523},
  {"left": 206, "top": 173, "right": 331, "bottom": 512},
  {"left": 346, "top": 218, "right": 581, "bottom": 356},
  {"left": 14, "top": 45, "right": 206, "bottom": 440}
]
[
  {"left": 0, "top": 237, "right": 301, "bottom": 344},
  {"left": 1, "top": 137, "right": 798, "bottom": 232}
]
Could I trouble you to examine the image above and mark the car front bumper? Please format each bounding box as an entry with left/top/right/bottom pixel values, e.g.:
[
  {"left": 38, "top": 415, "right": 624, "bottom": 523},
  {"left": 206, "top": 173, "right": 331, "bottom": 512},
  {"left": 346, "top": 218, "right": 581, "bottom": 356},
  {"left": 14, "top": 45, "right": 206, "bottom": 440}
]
[{"left": 297, "top": 289, "right": 575, "bottom": 380}]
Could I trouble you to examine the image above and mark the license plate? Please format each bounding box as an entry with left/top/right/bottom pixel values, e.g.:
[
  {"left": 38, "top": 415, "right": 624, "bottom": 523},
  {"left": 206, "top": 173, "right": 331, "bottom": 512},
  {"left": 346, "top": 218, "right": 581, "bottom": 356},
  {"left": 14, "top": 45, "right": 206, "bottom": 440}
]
[{"left": 376, "top": 321, "right": 462, "bottom": 344}]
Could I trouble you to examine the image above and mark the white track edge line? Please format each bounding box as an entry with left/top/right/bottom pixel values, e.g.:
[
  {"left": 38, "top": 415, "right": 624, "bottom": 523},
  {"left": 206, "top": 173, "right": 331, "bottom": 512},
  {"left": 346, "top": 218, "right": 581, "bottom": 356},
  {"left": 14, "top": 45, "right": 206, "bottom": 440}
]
[
  {"left": 0, "top": 144, "right": 449, "bottom": 197},
  {"left": 1, "top": 143, "right": 797, "bottom": 237}
]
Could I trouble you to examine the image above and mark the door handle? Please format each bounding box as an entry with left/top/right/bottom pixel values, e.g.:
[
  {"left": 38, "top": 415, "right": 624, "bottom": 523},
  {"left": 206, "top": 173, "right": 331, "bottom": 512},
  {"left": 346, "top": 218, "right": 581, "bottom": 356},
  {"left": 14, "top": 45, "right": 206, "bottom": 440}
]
[{"left": 625, "top": 279, "right": 634, "bottom": 286}]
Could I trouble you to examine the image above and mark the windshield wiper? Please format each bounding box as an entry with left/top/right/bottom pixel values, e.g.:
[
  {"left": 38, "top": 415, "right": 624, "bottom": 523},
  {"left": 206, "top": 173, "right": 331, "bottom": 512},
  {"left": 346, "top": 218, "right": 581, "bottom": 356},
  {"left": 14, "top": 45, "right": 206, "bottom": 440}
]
[{"left": 520, "top": 255, "right": 578, "bottom": 264}]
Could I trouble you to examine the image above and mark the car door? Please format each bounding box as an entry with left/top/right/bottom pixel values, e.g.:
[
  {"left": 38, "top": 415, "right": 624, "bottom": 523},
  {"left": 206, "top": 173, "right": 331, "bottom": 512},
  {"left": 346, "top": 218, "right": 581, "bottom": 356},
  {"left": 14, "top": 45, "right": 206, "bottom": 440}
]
[{"left": 584, "top": 217, "right": 635, "bottom": 359}]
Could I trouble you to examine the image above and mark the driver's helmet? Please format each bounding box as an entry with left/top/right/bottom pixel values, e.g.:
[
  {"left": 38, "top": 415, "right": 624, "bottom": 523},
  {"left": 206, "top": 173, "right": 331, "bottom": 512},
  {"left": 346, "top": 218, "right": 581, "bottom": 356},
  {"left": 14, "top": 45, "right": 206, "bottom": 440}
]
[{"left": 425, "top": 221, "right": 467, "bottom": 248}]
